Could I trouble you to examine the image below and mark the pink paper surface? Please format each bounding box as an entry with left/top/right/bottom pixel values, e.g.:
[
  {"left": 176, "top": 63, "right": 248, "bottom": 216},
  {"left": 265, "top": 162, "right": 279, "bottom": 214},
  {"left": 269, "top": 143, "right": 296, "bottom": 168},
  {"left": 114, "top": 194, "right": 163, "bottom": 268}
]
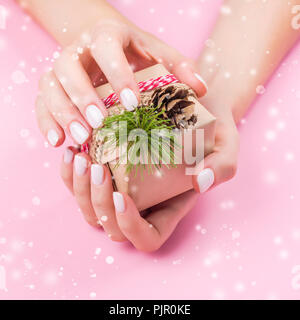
[{"left": 0, "top": 0, "right": 300, "bottom": 300}]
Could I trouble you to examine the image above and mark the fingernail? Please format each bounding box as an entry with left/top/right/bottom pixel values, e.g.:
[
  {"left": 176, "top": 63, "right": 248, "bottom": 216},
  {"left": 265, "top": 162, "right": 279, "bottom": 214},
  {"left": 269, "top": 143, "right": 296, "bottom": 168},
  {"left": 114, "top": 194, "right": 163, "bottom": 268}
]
[
  {"left": 86, "top": 104, "right": 104, "bottom": 129},
  {"left": 70, "top": 122, "right": 89, "bottom": 144},
  {"left": 91, "top": 164, "right": 104, "bottom": 185},
  {"left": 197, "top": 168, "right": 214, "bottom": 193},
  {"left": 194, "top": 73, "right": 208, "bottom": 91},
  {"left": 113, "top": 192, "right": 125, "bottom": 213},
  {"left": 64, "top": 148, "right": 74, "bottom": 164},
  {"left": 47, "top": 129, "right": 59, "bottom": 146},
  {"left": 120, "top": 88, "right": 138, "bottom": 111},
  {"left": 74, "top": 155, "right": 87, "bottom": 176}
]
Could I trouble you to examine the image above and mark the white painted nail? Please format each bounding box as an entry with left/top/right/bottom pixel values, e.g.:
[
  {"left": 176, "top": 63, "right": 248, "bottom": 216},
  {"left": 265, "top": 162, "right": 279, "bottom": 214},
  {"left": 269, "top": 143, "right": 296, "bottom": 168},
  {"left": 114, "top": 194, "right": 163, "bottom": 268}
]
[
  {"left": 91, "top": 164, "right": 104, "bottom": 185},
  {"left": 113, "top": 192, "right": 125, "bottom": 213},
  {"left": 74, "top": 155, "right": 87, "bottom": 176},
  {"left": 120, "top": 88, "right": 138, "bottom": 111},
  {"left": 85, "top": 104, "right": 104, "bottom": 129},
  {"left": 47, "top": 129, "right": 59, "bottom": 146},
  {"left": 197, "top": 168, "right": 214, "bottom": 193},
  {"left": 64, "top": 148, "right": 73, "bottom": 164},
  {"left": 69, "top": 122, "right": 89, "bottom": 144},
  {"left": 194, "top": 73, "right": 208, "bottom": 91}
]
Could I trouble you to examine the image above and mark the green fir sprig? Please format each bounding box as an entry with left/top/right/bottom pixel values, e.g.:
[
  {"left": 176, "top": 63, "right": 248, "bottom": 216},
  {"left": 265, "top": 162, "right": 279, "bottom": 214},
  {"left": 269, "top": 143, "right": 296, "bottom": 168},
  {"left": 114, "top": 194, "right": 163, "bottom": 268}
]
[{"left": 97, "top": 105, "right": 181, "bottom": 176}]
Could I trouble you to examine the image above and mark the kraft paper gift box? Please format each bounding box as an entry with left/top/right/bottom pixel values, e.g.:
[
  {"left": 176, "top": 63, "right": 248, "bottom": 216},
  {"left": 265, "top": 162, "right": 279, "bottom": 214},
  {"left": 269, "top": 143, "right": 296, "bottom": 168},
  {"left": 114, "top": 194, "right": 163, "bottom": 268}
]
[{"left": 88, "top": 64, "right": 216, "bottom": 211}]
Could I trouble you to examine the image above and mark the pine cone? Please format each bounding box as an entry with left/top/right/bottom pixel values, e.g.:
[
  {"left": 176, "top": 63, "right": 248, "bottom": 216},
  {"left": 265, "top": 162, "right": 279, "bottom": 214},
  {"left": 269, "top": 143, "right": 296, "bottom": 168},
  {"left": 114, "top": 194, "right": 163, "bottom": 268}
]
[{"left": 141, "top": 83, "right": 199, "bottom": 129}]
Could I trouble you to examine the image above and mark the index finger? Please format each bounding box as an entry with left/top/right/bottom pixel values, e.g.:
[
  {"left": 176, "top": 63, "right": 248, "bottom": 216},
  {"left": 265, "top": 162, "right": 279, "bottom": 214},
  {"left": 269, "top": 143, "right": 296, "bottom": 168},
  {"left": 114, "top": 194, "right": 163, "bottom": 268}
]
[{"left": 90, "top": 27, "right": 139, "bottom": 111}]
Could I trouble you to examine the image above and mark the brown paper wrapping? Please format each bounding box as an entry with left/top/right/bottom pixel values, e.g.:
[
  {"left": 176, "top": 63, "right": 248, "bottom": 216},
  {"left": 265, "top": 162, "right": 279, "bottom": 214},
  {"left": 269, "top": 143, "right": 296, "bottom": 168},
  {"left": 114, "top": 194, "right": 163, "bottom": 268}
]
[{"left": 89, "top": 64, "right": 216, "bottom": 211}]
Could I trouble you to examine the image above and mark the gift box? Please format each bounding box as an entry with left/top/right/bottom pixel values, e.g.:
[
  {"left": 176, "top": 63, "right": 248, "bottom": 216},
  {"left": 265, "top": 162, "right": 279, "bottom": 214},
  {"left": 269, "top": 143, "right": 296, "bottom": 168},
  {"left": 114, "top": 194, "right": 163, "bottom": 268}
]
[{"left": 88, "top": 64, "right": 216, "bottom": 211}]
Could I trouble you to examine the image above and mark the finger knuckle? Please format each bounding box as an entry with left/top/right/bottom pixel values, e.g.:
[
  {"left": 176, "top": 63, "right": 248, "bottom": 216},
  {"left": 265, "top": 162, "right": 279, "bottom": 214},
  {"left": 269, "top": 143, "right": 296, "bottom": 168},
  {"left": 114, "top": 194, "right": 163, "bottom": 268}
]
[
  {"left": 91, "top": 198, "right": 106, "bottom": 212},
  {"left": 110, "top": 234, "right": 127, "bottom": 243},
  {"left": 222, "top": 160, "right": 237, "bottom": 180},
  {"left": 56, "top": 46, "right": 73, "bottom": 62},
  {"left": 84, "top": 216, "right": 98, "bottom": 227},
  {"left": 119, "top": 220, "right": 133, "bottom": 233},
  {"left": 53, "top": 47, "right": 75, "bottom": 73},
  {"left": 91, "top": 22, "right": 125, "bottom": 53},
  {"left": 60, "top": 168, "right": 70, "bottom": 183},
  {"left": 74, "top": 187, "right": 88, "bottom": 199}
]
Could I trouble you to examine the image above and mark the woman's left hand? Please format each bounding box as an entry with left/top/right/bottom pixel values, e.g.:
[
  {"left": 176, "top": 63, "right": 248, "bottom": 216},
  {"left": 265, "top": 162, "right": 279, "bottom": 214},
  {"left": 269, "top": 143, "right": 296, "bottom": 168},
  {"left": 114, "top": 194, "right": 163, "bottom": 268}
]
[{"left": 60, "top": 148, "right": 198, "bottom": 252}]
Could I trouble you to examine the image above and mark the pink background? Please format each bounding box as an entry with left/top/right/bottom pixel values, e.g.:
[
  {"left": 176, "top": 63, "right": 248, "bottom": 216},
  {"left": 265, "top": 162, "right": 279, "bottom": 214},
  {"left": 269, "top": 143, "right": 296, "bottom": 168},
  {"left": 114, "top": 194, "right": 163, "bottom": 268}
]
[{"left": 1, "top": 0, "right": 300, "bottom": 300}]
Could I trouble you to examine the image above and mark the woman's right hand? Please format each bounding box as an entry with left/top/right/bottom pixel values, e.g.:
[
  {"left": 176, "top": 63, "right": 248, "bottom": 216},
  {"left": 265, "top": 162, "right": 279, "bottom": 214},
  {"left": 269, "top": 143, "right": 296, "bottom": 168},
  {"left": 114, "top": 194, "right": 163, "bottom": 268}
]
[{"left": 35, "top": 17, "right": 208, "bottom": 148}]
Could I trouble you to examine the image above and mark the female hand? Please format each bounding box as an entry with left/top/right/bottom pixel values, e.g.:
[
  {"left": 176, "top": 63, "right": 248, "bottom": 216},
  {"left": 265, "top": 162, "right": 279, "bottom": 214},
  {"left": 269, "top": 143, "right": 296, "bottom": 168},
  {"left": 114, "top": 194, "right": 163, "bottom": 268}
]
[
  {"left": 35, "top": 17, "right": 207, "bottom": 148},
  {"left": 60, "top": 148, "right": 198, "bottom": 251},
  {"left": 59, "top": 106, "right": 239, "bottom": 251}
]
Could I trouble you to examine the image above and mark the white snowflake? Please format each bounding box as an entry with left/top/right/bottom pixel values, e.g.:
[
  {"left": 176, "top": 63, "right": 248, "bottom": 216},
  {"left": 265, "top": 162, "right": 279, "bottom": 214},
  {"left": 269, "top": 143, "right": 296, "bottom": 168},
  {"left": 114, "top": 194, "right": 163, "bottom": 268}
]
[
  {"left": 0, "top": 5, "right": 8, "bottom": 30},
  {"left": 273, "top": 236, "right": 283, "bottom": 245},
  {"left": 278, "top": 249, "right": 289, "bottom": 260},
  {"left": 212, "top": 289, "right": 225, "bottom": 299},
  {"left": 268, "top": 107, "right": 279, "bottom": 117},
  {"left": 224, "top": 72, "right": 231, "bottom": 79},
  {"left": 220, "top": 5, "right": 232, "bottom": 15},
  {"left": 276, "top": 121, "right": 286, "bottom": 130},
  {"left": 291, "top": 265, "right": 300, "bottom": 290},
  {"left": 11, "top": 70, "right": 27, "bottom": 84},
  {"left": 292, "top": 229, "right": 300, "bottom": 240},
  {"left": 220, "top": 200, "right": 235, "bottom": 210},
  {"left": 89, "top": 292, "right": 97, "bottom": 299},
  {"left": 0, "top": 265, "right": 6, "bottom": 291},
  {"left": 32, "top": 196, "right": 40, "bottom": 206},
  {"left": 265, "top": 130, "right": 277, "bottom": 141},
  {"left": 105, "top": 256, "right": 114, "bottom": 264},
  {"left": 195, "top": 224, "right": 201, "bottom": 231},
  {"left": 256, "top": 85, "right": 266, "bottom": 95},
  {"left": 264, "top": 171, "right": 279, "bottom": 184},
  {"left": 20, "top": 210, "right": 29, "bottom": 219},
  {"left": 94, "top": 248, "right": 101, "bottom": 255},
  {"left": 285, "top": 152, "right": 294, "bottom": 161},
  {"left": 232, "top": 231, "right": 240, "bottom": 240},
  {"left": 26, "top": 137, "right": 37, "bottom": 149},
  {"left": 234, "top": 282, "right": 245, "bottom": 293},
  {"left": 20, "top": 129, "right": 30, "bottom": 138}
]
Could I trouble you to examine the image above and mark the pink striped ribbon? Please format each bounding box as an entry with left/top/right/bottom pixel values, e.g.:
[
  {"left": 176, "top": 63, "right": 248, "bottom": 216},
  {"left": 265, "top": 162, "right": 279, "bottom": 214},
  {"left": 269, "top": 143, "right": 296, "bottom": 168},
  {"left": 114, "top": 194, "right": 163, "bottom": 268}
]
[
  {"left": 102, "top": 74, "right": 179, "bottom": 108},
  {"left": 82, "top": 74, "right": 179, "bottom": 152}
]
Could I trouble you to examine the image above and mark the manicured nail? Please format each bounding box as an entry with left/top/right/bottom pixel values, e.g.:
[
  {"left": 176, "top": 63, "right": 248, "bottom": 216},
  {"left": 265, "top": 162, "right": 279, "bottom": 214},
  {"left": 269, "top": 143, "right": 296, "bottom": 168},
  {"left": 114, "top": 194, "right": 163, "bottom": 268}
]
[
  {"left": 47, "top": 129, "right": 59, "bottom": 146},
  {"left": 197, "top": 168, "right": 214, "bottom": 193},
  {"left": 194, "top": 73, "right": 208, "bottom": 91},
  {"left": 120, "top": 88, "right": 138, "bottom": 111},
  {"left": 74, "top": 155, "right": 87, "bottom": 176},
  {"left": 64, "top": 148, "right": 74, "bottom": 164},
  {"left": 69, "top": 122, "right": 89, "bottom": 144},
  {"left": 113, "top": 192, "right": 125, "bottom": 213},
  {"left": 85, "top": 104, "right": 104, "bottom": 129},
  {"left": 91, "top": 164, "right": 104, "bottom": 185}
]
